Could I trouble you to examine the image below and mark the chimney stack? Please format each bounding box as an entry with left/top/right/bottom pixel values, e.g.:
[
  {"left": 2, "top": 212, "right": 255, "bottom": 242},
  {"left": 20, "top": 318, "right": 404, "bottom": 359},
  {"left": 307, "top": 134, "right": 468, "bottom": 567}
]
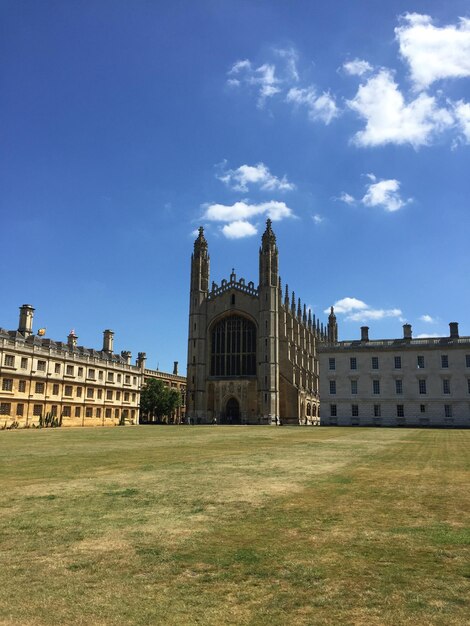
[
  {"left": 403, "top": 324, "right": 412, "bottom": 340},
  {"left": 360, "top": 326, "right": 369, "bottom": 342},
  {"left": 173, "top": 361, "right": 178, "bottom": 375},
  {"left": 67, "top": 331, "right": 78, "bottom": 348},
  {"left": 18, "top": 304, "right": 35, "bottom": 337},
  {"left": 136, "top": 352, "right": 147, "bottom": 372},
  {"left": 121, "top": 350, "right": 132, "bottom": 365},
  {"left": 449, "top": 322, "right": 459, "bottom": 338},
  {"left": 103, "top": 329, "right": 114, "bottom": 353}
]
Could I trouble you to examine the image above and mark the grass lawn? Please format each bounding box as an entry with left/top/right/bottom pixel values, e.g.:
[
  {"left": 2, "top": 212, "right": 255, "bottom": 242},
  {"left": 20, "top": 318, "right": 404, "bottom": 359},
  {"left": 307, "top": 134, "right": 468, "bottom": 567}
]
[{"left": 0, "top": 426, "right": 469, "bottom": 625}]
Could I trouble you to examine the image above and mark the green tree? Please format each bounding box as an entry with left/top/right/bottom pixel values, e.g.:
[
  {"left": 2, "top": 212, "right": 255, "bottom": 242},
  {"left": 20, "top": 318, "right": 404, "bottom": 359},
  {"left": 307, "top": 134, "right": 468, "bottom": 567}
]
[{"left": 140, "top": 378, "right": 181, "bottom": 423}]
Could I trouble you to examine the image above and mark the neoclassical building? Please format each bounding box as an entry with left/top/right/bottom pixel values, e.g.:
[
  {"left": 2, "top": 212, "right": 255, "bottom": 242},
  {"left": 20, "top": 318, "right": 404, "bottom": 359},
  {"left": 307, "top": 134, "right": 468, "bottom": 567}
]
[{"left": 186, "top": 220, "right": 336, "bottom": 425}]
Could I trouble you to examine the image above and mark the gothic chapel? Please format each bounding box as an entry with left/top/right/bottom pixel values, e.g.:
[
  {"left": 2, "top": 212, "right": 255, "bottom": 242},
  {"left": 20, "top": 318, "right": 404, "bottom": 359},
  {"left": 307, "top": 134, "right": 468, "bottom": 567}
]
[{"left": 186, "top": 220, "right": 337, "bottom": 424}]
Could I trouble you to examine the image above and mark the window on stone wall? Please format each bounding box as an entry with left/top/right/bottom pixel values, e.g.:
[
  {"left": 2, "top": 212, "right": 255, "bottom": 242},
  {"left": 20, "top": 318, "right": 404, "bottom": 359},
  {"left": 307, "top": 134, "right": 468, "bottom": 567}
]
[
  {"left": 2, "top": 379, "right": 13, "bottom": 391},
  {"left": 35, "top": 382, "right": 45, "bottom": 394},
  {"left": 351, "top": 404, "right": 359, "bottom": 417},
  {"left": 4, "top": 355, "right": 14, "bottom": 367},
  {"left": 0, "top": 403, "right": 11, "bottom": 415},
  {"left": 210, "top": 315, "right": 256, "bottom": 377},
  {"left": 19, "top": 380, "right": 26, "bottom": 392},
  {"left": 33, "top": 404, "right": 42, "bottom": 416},
  {"left": 37, "top": 360, "right": 46, "bottom": 371},
  {"left": 16, "top": 403, "right": 24, "bottom": 416},
  {"left": 21, "top": 358, "right": 28, "bottom": 369},
  {"left": 330, "top": 404, "right": 337, "bottom": 417},
  {"left": 62, "top": 406, "right": 71, "bottom": 417}
]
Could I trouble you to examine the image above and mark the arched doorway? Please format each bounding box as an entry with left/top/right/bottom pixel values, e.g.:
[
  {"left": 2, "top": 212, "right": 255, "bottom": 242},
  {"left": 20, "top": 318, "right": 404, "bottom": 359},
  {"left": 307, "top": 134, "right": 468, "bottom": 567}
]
[{"left": 224, "top": 397, "right": 240, "bottom": 424}]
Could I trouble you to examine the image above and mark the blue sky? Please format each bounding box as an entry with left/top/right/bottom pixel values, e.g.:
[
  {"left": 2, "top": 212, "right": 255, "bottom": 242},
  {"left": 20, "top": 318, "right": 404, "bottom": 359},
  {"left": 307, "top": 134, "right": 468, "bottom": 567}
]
[{"left": 1, "top": 0, "right": 470, "bottom": 371}]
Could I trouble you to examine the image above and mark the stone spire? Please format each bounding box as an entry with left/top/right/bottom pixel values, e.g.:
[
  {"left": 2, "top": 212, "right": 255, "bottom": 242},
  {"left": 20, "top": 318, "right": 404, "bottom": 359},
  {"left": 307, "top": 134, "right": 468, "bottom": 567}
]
[
  {"left": 291, "top": 291, "right": 296, "bottom": 316},
  {"left": 297, "top": 297, "right": 302, "bottom": 320},
  {"left": 284, "top": 284, "right": 289, "bottom": 308},
  {"left": 303, "top": 303, "right": 307, "bottom": 325},
  {"left": 327, "top": 305, "right": 338, "bottom": 343}
]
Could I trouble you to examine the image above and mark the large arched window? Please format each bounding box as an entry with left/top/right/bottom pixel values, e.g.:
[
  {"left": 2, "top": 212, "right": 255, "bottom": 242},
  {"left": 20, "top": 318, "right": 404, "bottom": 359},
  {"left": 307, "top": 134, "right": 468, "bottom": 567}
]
[{"left": 211, "top": 315, "right": 256, "bottom": 377}]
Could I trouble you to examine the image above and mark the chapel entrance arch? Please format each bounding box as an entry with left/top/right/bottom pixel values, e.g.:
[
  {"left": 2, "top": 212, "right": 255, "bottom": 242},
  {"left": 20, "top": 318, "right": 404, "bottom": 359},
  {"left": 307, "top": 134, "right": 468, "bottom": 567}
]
[{"left": 223, "top": 397, "right": 240, "bottom": 424}]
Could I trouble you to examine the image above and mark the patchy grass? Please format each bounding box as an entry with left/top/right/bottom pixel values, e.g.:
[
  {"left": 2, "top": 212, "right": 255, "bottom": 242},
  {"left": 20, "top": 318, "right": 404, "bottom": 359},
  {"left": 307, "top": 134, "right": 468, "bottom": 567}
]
[{"left": 0, "top": 427, "right": 469, "bottom": 625}]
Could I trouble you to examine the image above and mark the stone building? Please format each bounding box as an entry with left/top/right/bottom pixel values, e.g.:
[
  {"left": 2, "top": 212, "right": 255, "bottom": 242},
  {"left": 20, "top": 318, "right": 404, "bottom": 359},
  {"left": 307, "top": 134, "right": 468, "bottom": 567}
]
[
  {"left": 319, "top": 323, "right": 470, "bottom": 428},
  {"left": 186, "top": 220, "right": 334, "bottom": 425},
  {"left": 0, "top": 304, "right": 144, "bottom": 427}
]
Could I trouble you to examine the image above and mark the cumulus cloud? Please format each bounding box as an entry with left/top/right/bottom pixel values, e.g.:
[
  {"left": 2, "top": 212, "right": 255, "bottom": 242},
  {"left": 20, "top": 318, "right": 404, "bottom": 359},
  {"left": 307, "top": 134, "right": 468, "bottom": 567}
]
[
  {"left": 203, "top": 200, "right": 294, "bottom": 239},
  {"left": 216, "top": 162, "right": 295, "bottom": 192},
  {"left": 347, "top": 69, "right": 454, "bottom": 147},
  {"left": 286, "top": 87, "right": 338, "bottom": 124},
  {"left": 312, "top": 214, "right": 324, "bottom": 224},
  {"left": 362, "top": 176, "right": 411, "bottom": 212},
  {"left": 420, "top": 314, "right": 436, "bottom": 323},
  {"left": 454, "top": 100, "right": 470, "bottom": 143},
  {"left": 396, "top": 13, "right": 470, "bottom": 90},
  {"left": 326, "top": 297, "right": 402, "bottom": 322},
  {"left": 343, "top": 58, "right": 373, "bottom": 76},
  {"left": 221, "top": 220, "right": 258, "bottom": 239}
]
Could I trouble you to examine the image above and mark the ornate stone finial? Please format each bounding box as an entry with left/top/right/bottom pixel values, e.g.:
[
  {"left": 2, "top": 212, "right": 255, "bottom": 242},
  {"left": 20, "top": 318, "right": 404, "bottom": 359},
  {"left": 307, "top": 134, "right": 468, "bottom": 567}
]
[
  {"left": 291, "top": 291, "right": 296, "bottom": 314},
  {"left": 284, "top": 283, "right": 289, "bottom": 306},
  {"left": 303, "top": 303, "right": 307, "bottom": 324},
  {"left": 297, "top": 297, "right": 302, "bottom": 319},
  {"left": 262, "top": 217, "right": 276, "bottom": 247},
  {"left": 194, "top": 226, "right": 208, "bottom": 253},
  {"left": 308, "top": 308, "right": 312, "bottom": 328}
]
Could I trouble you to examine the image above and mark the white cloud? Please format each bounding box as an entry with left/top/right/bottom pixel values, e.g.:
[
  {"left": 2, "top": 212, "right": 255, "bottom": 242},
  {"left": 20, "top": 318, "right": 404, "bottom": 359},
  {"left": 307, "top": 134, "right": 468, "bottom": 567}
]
[
  {"left": 396, "top": 13, "right": 470, "bottom": 90},
  {"left": 416, "top": 332, "right": 440, "bottom": 338},
  {"left": 420, "top": 314, "right": 436, "bottom": 323},
  {"left": 221, "top": 220, "right": 257, "bottom": 239},
  {"left": 347, "top": 69, "right": 454, "bottom": 147},
  {"left": 227, "top": 59, "right": 281, "bottom": 107},
  {"left": 362, "top": 177, "right": 411, "bottom": 212},
  {"left": 326, "top": 297, "right": 402, "bottom": 322},
  {"left": 337, "top": 192, "right": 355, "bottom": 205},
  {"left": 203, "top": 200, "right": 294, "bottom": 223},
  {"left": 286, "top": 87, "right": 338, "bottom": 124},
  {"left": 312, "top": 214, "right": 324, "bottom": 224},
  {"left": 274, "top": 47, "right": 299, "bottom": 81},
  {"left": 454, "top": 100, "right": 470, "bottom": 143},
  {"left": 343, "top": 58, "right": 373, "bottom": 76},
  {"left": 217, "top": 162, "right": 295, "bottom": 192}
]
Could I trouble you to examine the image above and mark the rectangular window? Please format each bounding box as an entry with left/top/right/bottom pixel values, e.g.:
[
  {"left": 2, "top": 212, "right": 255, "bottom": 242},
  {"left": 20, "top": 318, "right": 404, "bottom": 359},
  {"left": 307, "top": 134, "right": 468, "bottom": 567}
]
[
  {"left": 105, "top": 408, "right": 112, "bottom": 418},
  {"left": 329, "top": 358, "right": 336, "bottom": 371},
  {"left": 441, "top": 355, "right": 449, "bottom": 368},
  {"left": 16, "top": 403, "right": 24, "bottom": 416},
  {"left": 4, "top": 354, "right": 14, "bottom": 367},
  {"left": 132, "top": 393, "right": 136, "bottom": 402},
  {"left": 86, "top": 388, "right": 94, "bottom": 399},
  {"left": 78, "top": 367, "right": 83, "bottom": 377},
  {"left": 66, "top": 365, "right": 74, "bottom": 376},
  {"left": 2, "top": 378, "right": 13, "bottom": 391},
  {"left": 444, "top": 404, "right": 452, "bottom": 418},
  {"left": 106, "top": 390, "right": 113, "bottom": 400},
  {"left": 395, "top": 379, "right": 403, "bottom": 394},
  {"left": 329, "top": 380, "right": 336, "bottom": 395},
  {"left": 19, "top": 380, "right": 26, "bottom": 392},
  {"left": 97, "top": 389, "right": 103, "bottom": 399},
  {"left": 88, "top": 369, "right": 95, "bottom": 379},
  {"left": 0, "top": 403, "right": 11, "bottom": 415},
  {"left": 85, "top": 407, "right": 93, "bottom": 418},
  {"left": 418, "top": 379, "right": 427, "bottom": 395},
  {"left": 420, "top": 404, "right": 426, "bottom": 413},
  {"left": 330, "top": 404, "right": 337, "bottom": 417},
  {"left": 124, "top": 392, "right": 130, "bottom": 401},
  {"left": 350, "top": 357, "right": 357, "bottom": 370},
  {"left": 64, "top": 385, "right": 73, "bottom": 397},
  {"left": 133, "top": 376, "right": 137, "bottom": 385},
  {"left": 443, "top": 379, "right": 450, "bottom": 394},
  {"left": 373, "top": 380, "right": 380, "bottom": 395},
  {"left": 37, "top": 360, "right": 46, "bottom": 371},
  {"left": 417, "top": 355, "right": 425, "bottom": 369},
  {"left": 35, "top": 382, "right": 45, "bottom": 394},
  {"left": 96, "top": 408, "right": 101, "bottom": 418},
  {"left": 125, "top": 375, "right": 130, "bottom": 384},
  {"left": 115, "top": 408, "right": 119, "bottom": 419},
  {"left": 466, "top": 355, "right": 470, "bottom": 368},
  {"left": 21, "top": 357, "right": 28, "bottom": 369},
  {"left": 371, "top": 357, "right": 379, "bottom": 370},
  {"left": 99, "top": 370, "right": 104, "bottom": 380},
  {"left": 468, "top": 379, "right": 470, "bottom": 394},
  {"left": 374, "top": 404, "right": 381, "bottom": 417},
  {"left": 76, "top": 387, "right": 82, "bottom": 398},
  {"left": 351, "top": 404, "right": 359, "bottom": 417},
  {"left": 351, "top": 380, "right": 358, "bottom": 395},
  {"left": 54, "top": 363, "right": 60, "bottom": 374},
  {"left": 33, "top": 404, "right": 43, "bottom": 416},
  {"left": 397, "top": 404, "right": 404, "bottom": 417},
  {"left": 394, "top": 356, "right": 402, "bottom": 369},
  {"left": 117, "top": 374, "right": 122, "bottom": 383},
  {"left": 116, "top": 391, "right": 121, "bottom": 401},
  {"left": 107, "top": 372, "right": 114, "bottom": 382},
  {"left": 62, "top": 406, "right": 71, "bottom": 417},
  {"left": 53, "top": 383, "right": 59, "bottom": 395},
  {"left": 51, "top": 405, "right": 57, "bottom": 417},
  {"left": 75, "top": 407, "right": 81, "bottom": 418}
]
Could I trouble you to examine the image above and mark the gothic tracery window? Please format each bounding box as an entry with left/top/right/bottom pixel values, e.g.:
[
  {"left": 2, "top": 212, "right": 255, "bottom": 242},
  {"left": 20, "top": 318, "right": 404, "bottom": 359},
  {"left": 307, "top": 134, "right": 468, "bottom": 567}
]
[{"left": 211, "top": 315, "right": 256, "bottom": 377}]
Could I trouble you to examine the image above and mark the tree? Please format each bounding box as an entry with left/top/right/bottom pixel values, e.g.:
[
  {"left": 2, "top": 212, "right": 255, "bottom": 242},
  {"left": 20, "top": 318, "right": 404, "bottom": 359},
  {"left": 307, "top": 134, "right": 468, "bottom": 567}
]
[{"left": 140, "top": 378, "right": 181, "bottom": 423}]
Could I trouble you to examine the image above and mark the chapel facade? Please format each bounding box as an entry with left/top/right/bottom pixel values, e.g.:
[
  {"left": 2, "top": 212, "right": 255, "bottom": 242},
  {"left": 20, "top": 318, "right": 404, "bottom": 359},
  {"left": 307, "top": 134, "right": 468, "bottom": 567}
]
[{"left": 186, "top": 220, "right": 337, "bottom": 425}]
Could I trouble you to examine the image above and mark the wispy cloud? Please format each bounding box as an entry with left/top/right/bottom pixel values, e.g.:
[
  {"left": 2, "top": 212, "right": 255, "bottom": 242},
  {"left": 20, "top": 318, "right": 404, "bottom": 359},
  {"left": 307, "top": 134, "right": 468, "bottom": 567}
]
[
  {"left": 227, "top": 48, "right": 338, "bottom": 125},
  {"left": 336, "top": 192, "right": 355, "bottom": 205},
  {"left": 416, "top": 332, "right": 440, "bottom": 338},
  {"left": 419, "top": 314, "right": 437, "bottom": 323},
  {"left": 326, "top": 297, "right": 402, "bottom": 322},
  {"left": 342, "top": 58, "right": 373, "bottom": 76},
  {"left": 216, "top": 161, "right": 295, "bottom": 192},
  {"left": 312, "top": 214, "right": 324, "bottom": 224},
  {"left": 396, "top": 13, "right": 470, "bottom": 90}
]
